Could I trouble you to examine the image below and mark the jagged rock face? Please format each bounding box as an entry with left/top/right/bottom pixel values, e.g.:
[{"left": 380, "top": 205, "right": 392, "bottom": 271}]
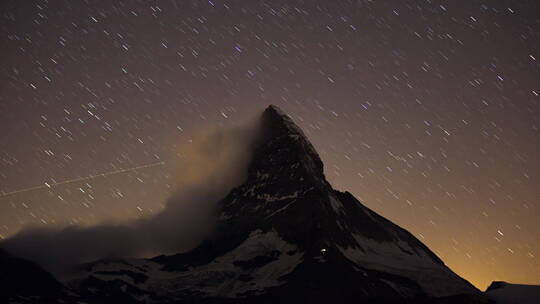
[{"left": 59, "top": 106, "right": 480, "bottom": 303}]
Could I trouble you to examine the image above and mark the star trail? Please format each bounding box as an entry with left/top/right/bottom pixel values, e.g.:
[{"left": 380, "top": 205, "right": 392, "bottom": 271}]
[
  {"left": 0, "top": 0, "right": 538, "bottom": 290},
  {"left": 0, "top": 161, "right": 164, "bottom": 198}
]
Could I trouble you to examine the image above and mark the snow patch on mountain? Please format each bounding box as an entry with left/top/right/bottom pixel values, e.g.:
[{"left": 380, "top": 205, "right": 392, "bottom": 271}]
[
  {"left": 151, "top": 229, "right": 303, "bottom": 298},
  {"left": 340, "top": 233, "right": 438, "bottom": 270},
  {"left": 197, "top": 229, "right": 303, "bottom": 297},
  {"left": 257, "top": 191, "right": 299, "bottom": 202},
  {"left": 75, "top": 229, "right": 303, "bottom": 300},
  {"left": 338, "top": 232, "right": 473, "bottom": 297},
  {"left": 265, "top": 200, "right": 297, "bottom": 219}
]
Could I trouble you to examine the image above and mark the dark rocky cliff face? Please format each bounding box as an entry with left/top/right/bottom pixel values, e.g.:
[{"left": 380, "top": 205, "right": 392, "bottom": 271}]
[{"left": 1, "top": 106, "right": 484, "bottom": 304}]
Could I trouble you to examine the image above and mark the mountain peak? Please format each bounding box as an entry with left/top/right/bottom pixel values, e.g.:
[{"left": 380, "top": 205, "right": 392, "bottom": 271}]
[
  {"left": 251, "top": 105, "right": 326, "bottom": 186},
  {"left": 263, "top": 104, "right": 286, "bottom": 116},
  {"left": 260, "top": 104, "right": 308, "bottom": 140}
]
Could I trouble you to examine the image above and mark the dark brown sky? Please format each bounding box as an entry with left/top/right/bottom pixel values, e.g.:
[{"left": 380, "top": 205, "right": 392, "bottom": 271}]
[{"left": 0, "top": 0, "right": 538, "bottom": 289}]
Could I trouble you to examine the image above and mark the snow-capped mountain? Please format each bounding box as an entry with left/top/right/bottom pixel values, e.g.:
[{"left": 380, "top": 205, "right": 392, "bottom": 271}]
[{"left": 66, "top": 105, "right": 483, "bottom": 303}]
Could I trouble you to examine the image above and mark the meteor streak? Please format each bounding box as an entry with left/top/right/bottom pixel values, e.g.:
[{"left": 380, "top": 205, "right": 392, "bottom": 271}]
[{"left": 0, "top": 161, "right": 165, "bottom": 198}]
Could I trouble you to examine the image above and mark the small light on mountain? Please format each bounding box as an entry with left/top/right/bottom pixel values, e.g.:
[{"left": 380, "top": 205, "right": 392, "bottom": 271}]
[{"left": 320, "top": 248, "right": 327, "bottom": 254}]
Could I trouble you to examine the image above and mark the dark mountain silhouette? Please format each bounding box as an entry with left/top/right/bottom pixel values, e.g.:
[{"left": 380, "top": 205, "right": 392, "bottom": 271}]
[
  {"left": 0, "top": 105, "right": 504, "bottom": 303},
  {"left": 485, "top": 281, "right": 540, "bottom": 304},
  {"left": 0, "top": 248, "right": 69, "bottom": 303}
]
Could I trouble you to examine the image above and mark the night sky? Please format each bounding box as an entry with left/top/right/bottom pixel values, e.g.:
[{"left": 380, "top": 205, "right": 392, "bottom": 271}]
[{"left": 0, "top": 0, "right": 539, "bottom": 290}]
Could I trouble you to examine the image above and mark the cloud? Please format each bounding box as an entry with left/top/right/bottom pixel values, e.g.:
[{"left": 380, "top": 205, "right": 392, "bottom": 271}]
[{"left": 0, "top": 120, "right": 259, "bottom": 276}]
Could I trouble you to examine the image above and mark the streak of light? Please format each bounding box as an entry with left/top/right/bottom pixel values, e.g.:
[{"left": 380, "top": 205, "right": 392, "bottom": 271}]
[{"left": 0, "top": 161, "right": 165, "bottom": 198}]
